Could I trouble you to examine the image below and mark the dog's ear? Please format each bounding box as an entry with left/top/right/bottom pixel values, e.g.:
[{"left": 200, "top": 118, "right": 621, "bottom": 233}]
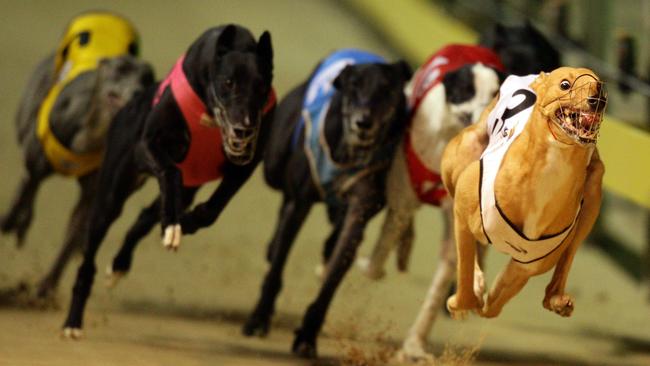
[
  {"left": 216, "top": 24, "right": 237, "bottom": 57},
  {"left": 333, "top": 65, "right": 353, "bottom": 90},
  {"left": 393, "top": 60, "right": 413, "bottom": 81},
  {"left": 524, "top": 19, "right": 535, "bottom": 33},
  {"left": 256, "top": 31, "right": 273, "bottom": 84},
  {"left": 491, "top": 22, "right": 507, "bottom": 50}
]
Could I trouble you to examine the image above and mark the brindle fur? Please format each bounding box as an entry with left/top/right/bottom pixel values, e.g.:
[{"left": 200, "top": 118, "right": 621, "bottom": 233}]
[
  {"left": 243, "top": 58, "right": 411, "bottom": 358},
  {"left": 1, "top": 54, "right": 153, "bottom": 299}
]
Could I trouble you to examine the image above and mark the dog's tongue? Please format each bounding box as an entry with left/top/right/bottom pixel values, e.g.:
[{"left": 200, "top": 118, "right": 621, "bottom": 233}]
[{"left": 580, "top": 111, "right": 598, "bottom": 126}]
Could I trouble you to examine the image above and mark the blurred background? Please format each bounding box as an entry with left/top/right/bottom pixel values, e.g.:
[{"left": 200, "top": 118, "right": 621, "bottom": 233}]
[{"left": 0, "top": 1, "right": 648, "bottom": 365}]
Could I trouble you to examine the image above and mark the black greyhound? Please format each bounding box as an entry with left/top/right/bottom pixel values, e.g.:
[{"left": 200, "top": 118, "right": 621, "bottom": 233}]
[
  {"left": 62, "top": 24, "right": 275, "bottom": 337},
  {"left": 480, "top": 21, "right": 560, "bottom": 76},
  {"left": 242, "top": 49, "right": 411, "bottom": 357}
]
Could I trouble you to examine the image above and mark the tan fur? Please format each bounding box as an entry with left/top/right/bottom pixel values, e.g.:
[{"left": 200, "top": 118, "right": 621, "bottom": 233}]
[{"left": 442, "top": 67, "right": 605, "bottom": 318}]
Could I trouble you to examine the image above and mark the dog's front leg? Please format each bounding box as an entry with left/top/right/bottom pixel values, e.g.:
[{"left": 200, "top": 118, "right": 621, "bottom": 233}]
[
  {"left": 544, "top": 151, "right": 604, "bottom": 317},
  {"left": 180, "top": 165, "right": 254, "bottom": 235},
  {"left": 37, "top": 172, "right": 96, "bottom": 298},
  {"left": 244, "top": 197, "right": 313, "bottom": 337},
  {"left": 153, "top": 167, "right": 183, "bottom": 251},
  {"left": 293, "top": 195, "right": 382, "bottom": 358},
  {"left": 446, "top": 206, "right": 482, "bottom": 319}
]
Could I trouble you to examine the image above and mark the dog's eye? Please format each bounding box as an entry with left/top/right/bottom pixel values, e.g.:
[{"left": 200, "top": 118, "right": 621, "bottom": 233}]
[
  {"left": 223, "top": 79, "right": 233, "bottom": 89},
  {"left": 560, "top": 80, "right": 571, "bottom": 90}
]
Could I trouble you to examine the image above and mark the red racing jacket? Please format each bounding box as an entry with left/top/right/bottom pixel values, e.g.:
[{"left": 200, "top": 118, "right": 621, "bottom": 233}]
[
  {"left": 153, "top": 55, "right": 275, "bottom": 187},
  {"left": 405, "top": 44, "right": 504, "bottom": 206}
]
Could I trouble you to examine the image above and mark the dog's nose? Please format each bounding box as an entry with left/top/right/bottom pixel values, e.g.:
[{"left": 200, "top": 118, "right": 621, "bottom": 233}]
[
  {"left": 232, "top": 126, "right": 254, "bottom": 139},
  {"left": 355, "top": 119, "right": 373, "bottom": 130},
  {"left": 459, "top": 112, "right": 473, "bottom": 126},
  {"left": 587, "top": 95, "right": 607, "bottom": 112}
]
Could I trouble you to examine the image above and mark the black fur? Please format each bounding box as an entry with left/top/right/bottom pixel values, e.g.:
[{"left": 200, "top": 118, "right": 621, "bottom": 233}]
[
  {"left": 480, "top": 21, "right": 560, "bottom": 76},
  {"left": 61, "top": 24, "right": 275, "bottom": 332},
  {"left": 242, "top": 57, "right": 411, "bottom": 358}
]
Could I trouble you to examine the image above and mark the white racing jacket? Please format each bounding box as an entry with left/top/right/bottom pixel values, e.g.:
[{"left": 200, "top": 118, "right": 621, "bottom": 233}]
[{"left": 479, "top": 74, "right": 581, "bottom": 263}]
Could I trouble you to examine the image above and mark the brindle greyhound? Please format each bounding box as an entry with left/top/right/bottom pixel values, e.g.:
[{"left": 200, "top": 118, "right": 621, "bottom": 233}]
[
  {"left": 242, "top": 49, "right": 411, "bottom": 358},
  {"left": 0, "top": 12, "right": 153, "bottom": 299},
  {"left": 61, "top": 24, "right": 275, "bottom": 338}
]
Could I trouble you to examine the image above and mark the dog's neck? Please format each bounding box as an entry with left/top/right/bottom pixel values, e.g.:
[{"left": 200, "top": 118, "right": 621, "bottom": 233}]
[
  {"left": 495, "top": 105, "right": 594, "bottom": 239},
  {"left": 182, "top": 44, "right": 211, "bottom": 104}
]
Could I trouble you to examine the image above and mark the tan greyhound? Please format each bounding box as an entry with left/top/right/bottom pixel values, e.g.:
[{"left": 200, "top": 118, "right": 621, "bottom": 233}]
[{"left": 441, "top": 67, "right": 607, "bottom": 319}]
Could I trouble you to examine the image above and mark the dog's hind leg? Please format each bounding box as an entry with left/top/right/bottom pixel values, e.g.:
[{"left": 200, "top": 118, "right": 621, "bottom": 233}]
[
  {"left": 395, "top": 219, "right": 415, "bottom": 272},
  {"left": 481, "top": 260, "right": 529, "bottom": 318},
  {"left": 244, "top": 197, "right": 313, "bottom": 337},
  {"left": 0, "top": 155, "right": 51, "bottom": 247},
  {"left": 36, "top": 172, "right": 97, "bottom": 299},
  {"left": 359, "top": 150, "right": 418, "bottom": 279},
  {"left": 399, "top": 206, "right": 456, "bottom": 362},
  {"left": 359, "top": 207, "right": 414, "bottom": 280},
  {"left": 107, "top": 188, "right": 198, "bottom": 287}
]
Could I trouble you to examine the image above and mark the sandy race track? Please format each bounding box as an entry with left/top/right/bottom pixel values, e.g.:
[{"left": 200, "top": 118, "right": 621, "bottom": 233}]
[{"left": 1, "top": 1, "right": 649, "bottom": 365}]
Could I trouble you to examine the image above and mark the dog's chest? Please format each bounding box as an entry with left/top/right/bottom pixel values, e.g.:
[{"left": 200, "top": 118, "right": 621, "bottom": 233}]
[
  {"left": 480, "top": 75, "right": 582, "bottom": 263},
  {"left": 296, "top": 49, "right": 388, "bottom": 205}
]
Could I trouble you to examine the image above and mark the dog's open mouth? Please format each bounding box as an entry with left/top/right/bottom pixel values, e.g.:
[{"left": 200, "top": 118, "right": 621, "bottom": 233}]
[
  {"left": 222, "top": 125, "right": 259, "bottom": 165},
  {"left": 553, "top": 107, "right": 603, "bottom": 144},
  {"left": 550, "top": 77, "right": 606, "bottom": 145}
]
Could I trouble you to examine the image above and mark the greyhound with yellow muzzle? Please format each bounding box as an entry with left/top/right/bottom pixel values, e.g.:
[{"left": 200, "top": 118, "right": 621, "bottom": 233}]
[
  {"left": 441, "top": 67, "right": 606, "bottom": 319},
  {"left": 1, "top": 11, "right": 153, "bottom": 299}
]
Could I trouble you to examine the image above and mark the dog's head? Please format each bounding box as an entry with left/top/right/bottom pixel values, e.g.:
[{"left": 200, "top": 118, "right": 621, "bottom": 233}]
[
  {"left": 480, "top": 22, "right": 560, "bottom": 75},
  {"left": 533, "top": 67, "right": 607, "bottom": 145},
  {"left": 333, "top": 61, "right": 412, "bottom": 164},
  {"left": 205, "top": 25, "right": 273, "bottom": 165},
  {"left": 96, "top": 55, "right": 155, "bottom": 116},
  {"left": 441, "top": 63, "right": 502, "bottom": 127}
]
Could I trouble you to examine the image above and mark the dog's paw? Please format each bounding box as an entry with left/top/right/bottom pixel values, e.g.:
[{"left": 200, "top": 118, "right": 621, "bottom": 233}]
[
  {"left": 544, "top": 294, "right": 574, "bottom": 317},
  {"left": 446, "top": 293, "right": 481, "bottom": 320},
  {"left": 61, "top": 327, "right": 83, "bottom": 340},
  {"left": 356, "top": 257, "right": 386, "bottom": 280},
  {"left": 242, "top": 314, "right": 270, "bottom": 338},
  {"left": 292, "top": 330, "right": 317, "bottom": 359},
  {"left": 162, "top": 224, "right": 182, "bottom": 251},
  {"left": 104, "top": 265, "right": 126, "bottom": 289},
  {"left": 314, "top": 263, "right": 326, "bottom": 280},
  {"left": 397, "top": 337, "right": 434, "bottom": 364}
]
